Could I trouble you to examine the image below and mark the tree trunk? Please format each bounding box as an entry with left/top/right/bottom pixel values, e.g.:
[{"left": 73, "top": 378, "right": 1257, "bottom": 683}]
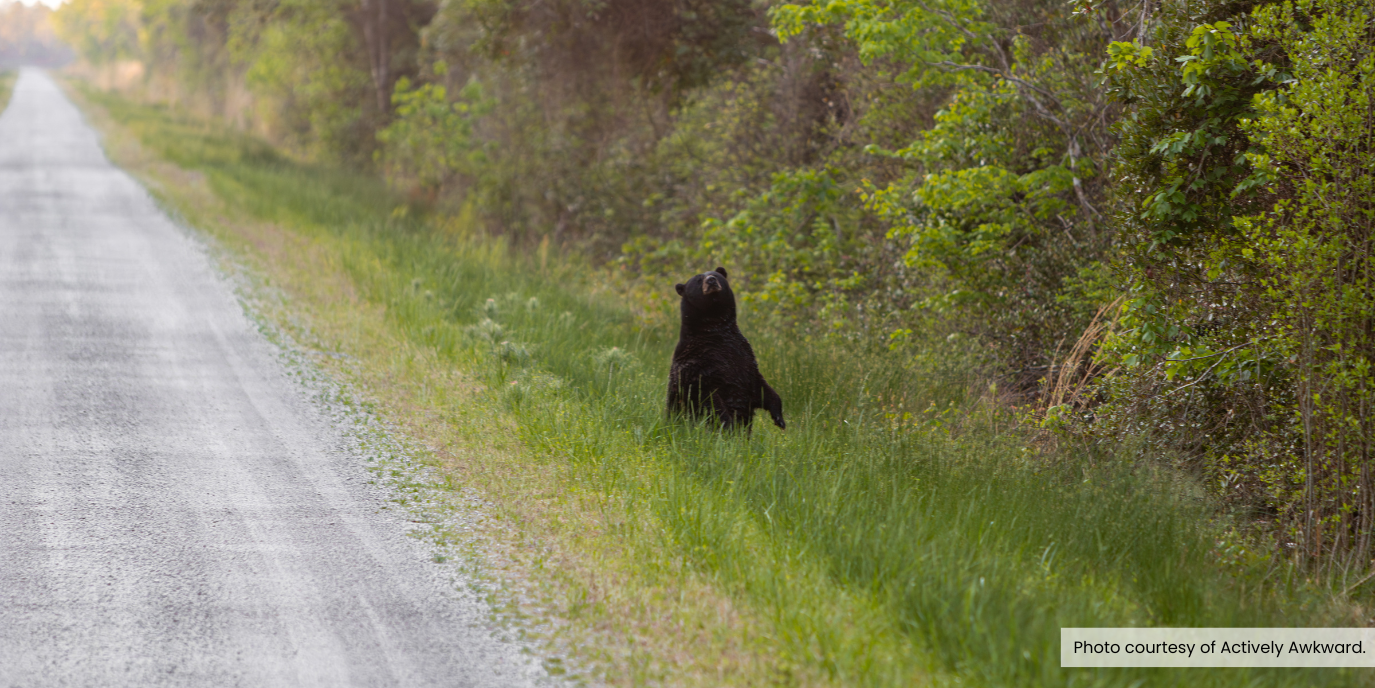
[{"left": 359, "top": 0, "right": 390, "bottom": 113}]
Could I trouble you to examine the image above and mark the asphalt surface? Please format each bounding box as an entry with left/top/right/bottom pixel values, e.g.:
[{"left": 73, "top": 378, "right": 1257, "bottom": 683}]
[{"left": 0, "top": 70, "right": 543, "bottom": 687}]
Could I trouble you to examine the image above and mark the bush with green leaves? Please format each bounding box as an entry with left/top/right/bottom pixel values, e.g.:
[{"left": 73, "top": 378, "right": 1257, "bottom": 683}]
[
  {"left": 408, "top": 0, "right": 777, "bottom": 248},
  {"left": 233, "top": 0, "right": 379, "bottom": 161},
  {"left": 376, "top": 62, "right": 493, "bottom": 198},
  {"left": 1096, "top": 0, "right": 1375, "bottom": 562},
  {"left": 654, "top": 0, "right": 1125, "bottom": 385}
]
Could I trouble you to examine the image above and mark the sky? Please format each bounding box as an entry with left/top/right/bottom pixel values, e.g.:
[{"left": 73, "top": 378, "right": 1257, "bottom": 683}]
[{"left": 10, "top": 0, "right": 65, "bottom": 8}]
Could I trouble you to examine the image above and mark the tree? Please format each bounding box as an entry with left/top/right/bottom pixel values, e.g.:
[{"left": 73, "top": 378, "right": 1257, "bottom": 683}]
[{"left": 54, "top": 0, "right": 143, "bottom": 65}]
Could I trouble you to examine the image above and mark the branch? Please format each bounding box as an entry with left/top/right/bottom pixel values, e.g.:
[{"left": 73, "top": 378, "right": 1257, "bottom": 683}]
[
  {"left": 1166, "top": 343, "right": 1250, "bottom": 364},
  {"left": 925, "top": 61, "right": 1060, "bottom": 103},
  {"left": 912, "top": 1, "right": 1011, "bottom": 72},
  {"left": 1164, "top": 340, "right": 1264, "bottom": 395},
  {"left": 925, "top": 59, "right": 1103, "bottom": 217},
  {"left": 1066, "top": 137, "right": 1102, "bottom": 217},
  {"left": 1344, "top": 567, "right": 1375, "bottom": 595}
]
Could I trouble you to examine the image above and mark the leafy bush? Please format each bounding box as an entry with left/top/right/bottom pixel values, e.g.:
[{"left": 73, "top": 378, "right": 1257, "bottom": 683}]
[
  {"left": 1097, "top": 0, "right": 1375, "bottom": 562},
  {"left": 376, "top": 62, "right": 492, "bottom": 198},
  {"left": 642, "top": 0, "right": 1122, "bottom": 388}
]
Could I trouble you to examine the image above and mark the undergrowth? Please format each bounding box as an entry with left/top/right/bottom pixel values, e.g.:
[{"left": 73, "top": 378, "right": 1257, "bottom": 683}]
[{"left": 77, "top": 85, "right": 1370, "bottom": 688}]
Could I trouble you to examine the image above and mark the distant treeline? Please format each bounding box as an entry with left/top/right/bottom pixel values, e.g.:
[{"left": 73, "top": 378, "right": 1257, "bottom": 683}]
[
  {"left": 52, "top": 0, "right": 1375, "bottom": 568},
  {"left": 0, "top": 1, "right": 73, "bottom": 68}
]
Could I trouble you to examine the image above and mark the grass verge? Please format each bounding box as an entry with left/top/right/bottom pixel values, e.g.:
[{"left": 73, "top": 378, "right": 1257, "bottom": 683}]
[
  {"left": 71, "top": 82, "right": 1371, "bottom": 688},
  {"left": 0, "top": 70, "right": 16, "bottom": 112}
]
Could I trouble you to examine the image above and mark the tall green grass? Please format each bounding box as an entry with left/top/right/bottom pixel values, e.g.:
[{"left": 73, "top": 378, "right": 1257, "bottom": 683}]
[{"left": 86, "top": 88, "right": 1365, "bottom": 687}]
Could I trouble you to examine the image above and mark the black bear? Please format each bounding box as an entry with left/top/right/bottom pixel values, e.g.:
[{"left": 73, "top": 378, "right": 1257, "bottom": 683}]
[{"left": 667, "top": 267, "right": 785, "bottom": 431}]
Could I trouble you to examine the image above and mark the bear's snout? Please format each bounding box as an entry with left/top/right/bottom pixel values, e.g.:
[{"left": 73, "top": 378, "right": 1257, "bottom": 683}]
[{"left": 702, "top": 273, "right": 723, "bottom": 295}]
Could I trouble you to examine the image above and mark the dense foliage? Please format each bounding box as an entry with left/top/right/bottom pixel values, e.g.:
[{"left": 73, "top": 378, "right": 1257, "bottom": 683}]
[
  {"left": 50, "top": 0, "right": 1375, "bottom": 566},
  {"left": 1099, "top": 0, "right": 1375, "bottom": 563}
]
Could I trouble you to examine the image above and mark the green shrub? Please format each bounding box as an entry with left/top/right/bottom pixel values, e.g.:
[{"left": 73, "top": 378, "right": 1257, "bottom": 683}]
[
  {"left": 377, "top": 62, "right": 493, "bottom": 198},
  {"left": 1096, "top": 0, "right": 1375, "bottom": 562}
]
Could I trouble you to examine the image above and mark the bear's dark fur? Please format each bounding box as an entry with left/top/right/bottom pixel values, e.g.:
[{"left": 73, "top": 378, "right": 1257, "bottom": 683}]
[{"left": 667, "top": 267, "right": 785, "bottom": 431}]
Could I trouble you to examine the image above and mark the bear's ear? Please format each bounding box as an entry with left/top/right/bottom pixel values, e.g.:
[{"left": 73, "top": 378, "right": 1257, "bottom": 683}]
[
  {"left": 675, "top": 283, "right": 685, "bottom": 296},
  {"left": 714, "top": 266, "right": 728, "bottom": 278}
]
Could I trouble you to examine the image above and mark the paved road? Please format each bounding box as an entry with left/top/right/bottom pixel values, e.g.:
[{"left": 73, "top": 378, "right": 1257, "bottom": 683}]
[{"left": 0, "top": 70, "right": 541, "bottom": 687}]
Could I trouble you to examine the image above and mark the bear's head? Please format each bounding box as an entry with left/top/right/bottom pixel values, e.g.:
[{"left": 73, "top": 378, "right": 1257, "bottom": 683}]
[{"left": 675, "top": 267, "right": 736, "bottom": 326}]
